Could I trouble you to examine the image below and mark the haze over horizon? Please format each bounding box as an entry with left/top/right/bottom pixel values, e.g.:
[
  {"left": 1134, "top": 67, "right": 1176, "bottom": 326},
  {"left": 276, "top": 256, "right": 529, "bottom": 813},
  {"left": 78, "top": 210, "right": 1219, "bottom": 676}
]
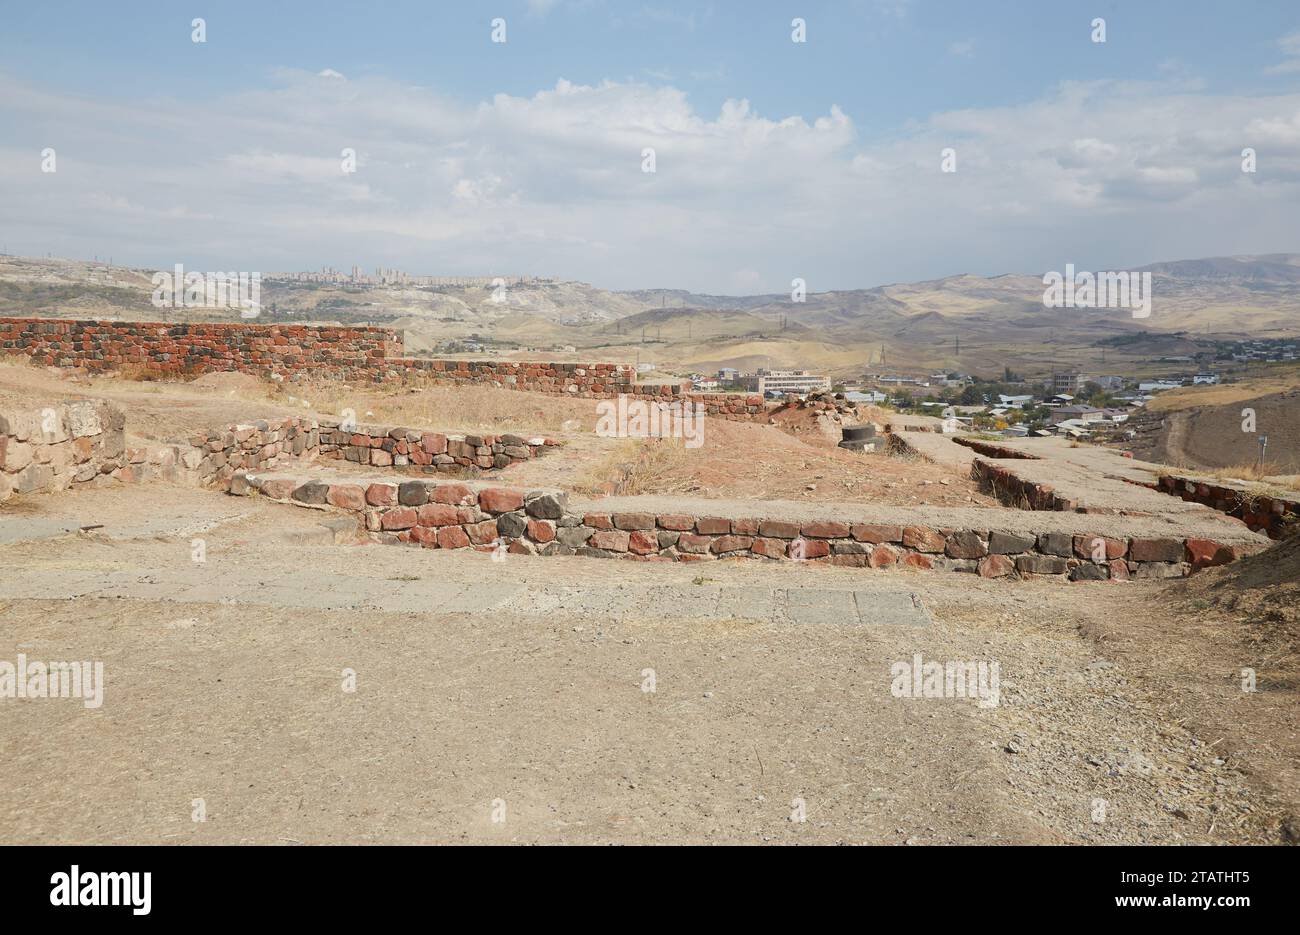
[{"left": 2, "top": 1, "right": 1299, "bottom": 294}]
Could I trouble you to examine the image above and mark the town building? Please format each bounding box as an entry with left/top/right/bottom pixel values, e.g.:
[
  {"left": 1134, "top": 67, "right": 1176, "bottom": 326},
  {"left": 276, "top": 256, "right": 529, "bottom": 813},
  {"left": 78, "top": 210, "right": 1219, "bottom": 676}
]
[
  {"left": 749, "top": 369, "right": 832, "bottom": 396},
  {"left": 1050, "top": 372, "right": 1087, "bottom": 394}
]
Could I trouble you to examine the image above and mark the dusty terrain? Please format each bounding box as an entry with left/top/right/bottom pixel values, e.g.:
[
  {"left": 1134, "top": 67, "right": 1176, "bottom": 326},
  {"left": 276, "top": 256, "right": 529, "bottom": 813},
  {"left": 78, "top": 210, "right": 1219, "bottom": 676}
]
[
  {"left": 1, "top": 363, "right": 1298, "bottom": 845},
  {"left": 0, "top": 362, "right": 988, "bottom": 507},
  {"left": 0, "top": 483, "right": 1295, "bottom": 844}
]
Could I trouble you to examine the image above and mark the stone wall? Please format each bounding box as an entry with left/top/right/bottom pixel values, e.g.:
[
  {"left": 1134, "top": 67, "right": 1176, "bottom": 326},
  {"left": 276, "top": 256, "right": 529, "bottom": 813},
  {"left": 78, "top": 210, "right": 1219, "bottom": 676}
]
[
  {"left": 0, "top": 317, "right": 787, "bottom": 421},
  {"left": 0, "top": 399, "right": 126, "bottom": 501},
  {"left": 0, "top": 318, "right": 395, "bottom": 379},
  {"left": 1156, "top": 474, "right": 1299, "bottom": 540},
  {"left": 317, "top": 420, "right": 557, "bottom": 472},
  {"left": 972, "top": 460, "right": 1073, "bottom": 511},
  {"left": 230, "top": 472, "right": 1257, "bottom": 581}
]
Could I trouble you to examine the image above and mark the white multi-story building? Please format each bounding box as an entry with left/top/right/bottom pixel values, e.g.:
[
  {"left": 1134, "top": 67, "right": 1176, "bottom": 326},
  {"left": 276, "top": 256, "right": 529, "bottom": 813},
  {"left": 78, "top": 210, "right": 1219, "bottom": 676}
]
[{"left": 751, "top": 369, "right": 831, "bottom": 396}]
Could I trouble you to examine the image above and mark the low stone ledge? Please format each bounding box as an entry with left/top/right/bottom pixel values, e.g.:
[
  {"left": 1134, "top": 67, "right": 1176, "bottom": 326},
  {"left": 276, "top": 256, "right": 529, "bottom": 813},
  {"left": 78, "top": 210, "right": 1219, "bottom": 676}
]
[{"left": 227, "top": 473, "right": 1265, "bottom": 581}]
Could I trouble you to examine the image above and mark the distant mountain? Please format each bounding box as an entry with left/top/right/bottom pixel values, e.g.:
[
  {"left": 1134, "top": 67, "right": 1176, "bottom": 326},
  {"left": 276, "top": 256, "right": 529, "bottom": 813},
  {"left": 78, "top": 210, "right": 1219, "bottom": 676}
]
[{"left": 3, "top": 252, "right": 1299, "bottom": 379}]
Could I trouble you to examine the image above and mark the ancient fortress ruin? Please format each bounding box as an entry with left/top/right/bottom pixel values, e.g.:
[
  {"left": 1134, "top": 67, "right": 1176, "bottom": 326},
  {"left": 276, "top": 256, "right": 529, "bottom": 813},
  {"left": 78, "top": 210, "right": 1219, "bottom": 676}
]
[{"left": 1, "top": 316, "right": 1283, "bottom": 582}]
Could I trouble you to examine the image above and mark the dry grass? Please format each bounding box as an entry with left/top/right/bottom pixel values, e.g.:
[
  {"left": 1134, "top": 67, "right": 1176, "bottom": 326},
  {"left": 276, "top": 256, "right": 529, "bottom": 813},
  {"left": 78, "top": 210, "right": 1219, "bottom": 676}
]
[
  {"left": 1175, "top": 462, "right": 1300, "bottom": 497},
  {"left": 1146, "top": 362, "right": 1300, "bottom": 413},
  {"left": 256, "top": 380, "right": 601, "bottom": 436},
  {"left": 573, "top": 437, "right": 693, "bottom": 497},
  {"left": 1201, "top": 461, "right": 1286, "bottom": 482},
  {"left": 115, "top": 364, "right": 165, "bottom": 382}
]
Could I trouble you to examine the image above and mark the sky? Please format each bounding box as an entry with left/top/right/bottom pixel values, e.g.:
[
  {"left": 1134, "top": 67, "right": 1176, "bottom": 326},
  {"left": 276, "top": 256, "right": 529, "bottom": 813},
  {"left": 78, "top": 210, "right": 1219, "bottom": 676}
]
[{"left": 1, "top": 0, "right": 1298, "bottom": 294}]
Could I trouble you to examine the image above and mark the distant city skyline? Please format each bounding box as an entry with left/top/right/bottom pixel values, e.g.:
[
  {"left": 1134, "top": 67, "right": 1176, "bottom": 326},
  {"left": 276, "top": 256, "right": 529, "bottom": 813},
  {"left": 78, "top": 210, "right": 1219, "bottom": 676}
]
[{"left": 2, "top": 1, "right": 1299, "bottom": 294}]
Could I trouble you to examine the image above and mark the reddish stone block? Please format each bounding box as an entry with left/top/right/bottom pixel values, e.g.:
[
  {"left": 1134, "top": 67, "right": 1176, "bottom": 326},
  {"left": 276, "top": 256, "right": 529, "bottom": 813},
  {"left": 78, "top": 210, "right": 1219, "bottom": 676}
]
[
  {"left": 902, "top": 526, "right": 946, "bottom": 552},
  {"left": 436, "top": 526, "right": 471, "bottom": 549},
  {"left": 431, "top": 483, "right": 476, "bottom": 506},
  {"left": 1072, "top": 534, "right": 1127, "bottom": 561},
  {"left": 797, "top": 539, "right": 831, "bottom": 559},
  {"left": 758, "top": 519, "right": 801, "bottom": 539},
  {"left": 421, "top": 433, "right": 447, "bottom": 455},
  {"left": 465, "top": 518, "right": 499, "bottom": 545},
  {"left": 869, "top": 545, "right": 898, "bottom": 567},
  {"left": 852, "top": 524, "right": 903, "bottom": 543},
  {"left": 613, "top": 512, "right": 655, "bottom": 530},
  {"left": 946, "top": 530, "right": 988, "bottom": 559},
  {"left": 696, "top": 517, "right": 730, "bottom": 535},
  {"left": 527, "top": 518, "right": 557, "bottom": 543},
  {"left": 832, "top": 554, "right": 870, "bottom": 567},
  {"left": 978, "top": 555, "right": 1015, "bottom": 578},
  {"left": 731, "top": 518, "right": 760, "bottom": 536},
  {"left": 1130, "top": 537, "right": 1183, "bottom": 562},
  {"left": 802, "top": 521, "right": 851, "bottom": 538},
  {"left": 628, "top": 529, "right": 658, "bottom": 554},
  {"left": 260, "top": 479, "right": 296, "bottom": 500},
  {"left": 417, "top": 503, "right": 460, "bottom": 526},
  {"left": 657, "top": 513, "right": 695, "bottom": 531},
  {"left": 584, "top": 513, "right": 614, "bottom": 530},
  {"left": 676, "top": 533, "right": 713, "bottom": 554},
  {"left": 750, "top": 537, "right": 787, "bottom": 559},
  {"left": 409, "top": 525, "right": 438, "bottom": 548},
  {"left": 381, "top": 507, "right": 417, "bottom": 530},
  {"left": 326, "top": 484, "right": 366, "bottom": 511},
  {"left": 1185, "top": 538, "right": 1236, "bottom": 568},
  {"left": 369, "top": 449, "right": 393, "bottom": 467},
  {"left": 1107, "top": 558, "right": 1130, "bottom": 581},
  {"left": 589, "top": 529, "right": 631, "bottom": 552},
  {"left": 711, "top": 535, "right": 754, "bottom": 554},
  {"left": 902, "top": 552, "right": 934, "bottom": 570},
  {"left": 479, "top": 487, "right": 525, "bottom": 513}
]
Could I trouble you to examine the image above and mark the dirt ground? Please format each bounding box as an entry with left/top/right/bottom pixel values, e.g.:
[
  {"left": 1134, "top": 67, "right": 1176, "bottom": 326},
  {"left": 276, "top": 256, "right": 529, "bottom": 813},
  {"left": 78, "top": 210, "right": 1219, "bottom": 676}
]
[
  {"left": 0, "top": 362, "right": 990, "bottom": 507},
  {"left": 0, "top": 482, "right": 1295, "bottom": 845},
  {"left": 2, "top": 363, "right": 1296, "bottom": 845},
  {"left": 1139, "top": 389, "right": 1300, "bottom": 475}
]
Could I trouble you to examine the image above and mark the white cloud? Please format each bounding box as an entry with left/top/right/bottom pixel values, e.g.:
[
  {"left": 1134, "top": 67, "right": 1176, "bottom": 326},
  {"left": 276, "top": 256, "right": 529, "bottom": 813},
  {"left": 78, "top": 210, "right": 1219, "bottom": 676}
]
[{"left": 1, "top": 69, "right": 1298, "bottom": 292}]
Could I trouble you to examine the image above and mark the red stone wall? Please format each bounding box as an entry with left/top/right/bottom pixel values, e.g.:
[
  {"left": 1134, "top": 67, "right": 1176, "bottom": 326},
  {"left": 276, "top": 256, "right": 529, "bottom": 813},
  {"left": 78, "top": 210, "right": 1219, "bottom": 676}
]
[{"left": 1, "top": 317, "right": 784, "bottom": 419}]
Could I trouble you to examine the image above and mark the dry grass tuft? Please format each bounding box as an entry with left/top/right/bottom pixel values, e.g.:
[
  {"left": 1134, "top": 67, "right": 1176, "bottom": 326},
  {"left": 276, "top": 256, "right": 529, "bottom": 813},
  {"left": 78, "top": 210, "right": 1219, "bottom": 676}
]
[{"left": 573, "top": 437, "right": 693, "bottom": 496}]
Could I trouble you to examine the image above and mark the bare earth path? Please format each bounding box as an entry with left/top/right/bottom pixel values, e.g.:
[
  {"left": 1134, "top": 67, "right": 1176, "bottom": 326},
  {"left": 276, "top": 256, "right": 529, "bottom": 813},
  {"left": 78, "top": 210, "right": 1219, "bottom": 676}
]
[{"left": 0, "top": 485, "right": 1291, "bottom": 844}]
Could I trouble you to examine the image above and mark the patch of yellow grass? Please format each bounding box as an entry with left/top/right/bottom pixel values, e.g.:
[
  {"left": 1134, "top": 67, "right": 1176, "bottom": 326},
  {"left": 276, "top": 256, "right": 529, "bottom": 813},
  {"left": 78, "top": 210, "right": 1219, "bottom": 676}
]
[
  {"left": 252, "top": 379, "right": 604, "bottom": 435},
  {"left": 573, "top": 437, "right": 693, "bottom": 496},
  {"left": 1147, "top": 362, "right": 1300, "bottom": 413},
  {"left": 1179, "top": 462, "right": 1300, "bottom": 496}
]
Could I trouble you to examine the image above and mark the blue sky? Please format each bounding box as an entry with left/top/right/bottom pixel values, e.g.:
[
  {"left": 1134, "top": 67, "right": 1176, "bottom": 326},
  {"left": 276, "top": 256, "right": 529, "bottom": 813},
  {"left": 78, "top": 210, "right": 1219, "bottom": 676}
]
[{"left": 1, "top": 1, "right": 1298, "bottom": 292}]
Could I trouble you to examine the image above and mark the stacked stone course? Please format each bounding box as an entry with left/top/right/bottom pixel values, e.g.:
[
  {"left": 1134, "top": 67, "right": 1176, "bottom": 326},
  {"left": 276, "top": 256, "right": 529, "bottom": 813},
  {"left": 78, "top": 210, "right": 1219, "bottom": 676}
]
[
  {"left": 316, "top": 420, "right": 557, "bottom": 472},
  {"left": 1, "top": 318, "right": 789, "bottom": 422},
  {"left": 229, "top": 472, "right": 1254, "bottom": 580},
  {"left": 1, "top": 400, "right": 125, "bottom": 501},
  {"left": 1156, "top": 474, "right": 1298, "bottom": 540}
]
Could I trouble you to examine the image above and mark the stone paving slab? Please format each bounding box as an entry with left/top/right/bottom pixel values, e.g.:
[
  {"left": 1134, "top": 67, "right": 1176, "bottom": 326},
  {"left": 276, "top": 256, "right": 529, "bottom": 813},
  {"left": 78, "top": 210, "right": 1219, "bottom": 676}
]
[
  {"left": 572, "top": 492, "right": 1263, "bottom": 543},
  {"left": 0, "top": 565, "right": 932, "bottom": 628},
  {"left": 855, "top": 590, "right": 934, "bottom": 627},
  {"left": 786, "top": 587, "right": 859, "bottom": 626}
]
